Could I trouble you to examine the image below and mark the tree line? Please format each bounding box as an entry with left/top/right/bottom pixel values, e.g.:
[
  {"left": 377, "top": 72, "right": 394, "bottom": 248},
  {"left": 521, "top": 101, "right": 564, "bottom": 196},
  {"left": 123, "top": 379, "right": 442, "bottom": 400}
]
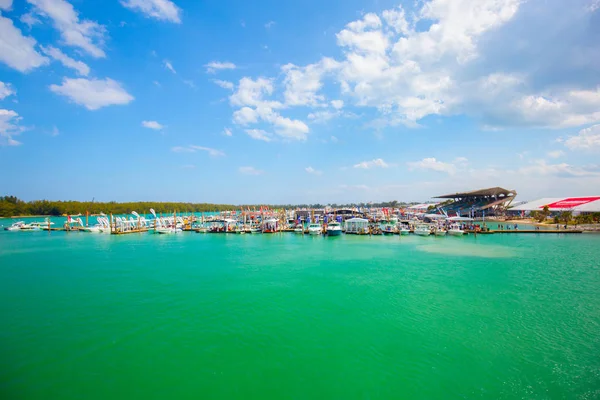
[{"left": 0, "top": 196, "right": 418, "bottom": 218}]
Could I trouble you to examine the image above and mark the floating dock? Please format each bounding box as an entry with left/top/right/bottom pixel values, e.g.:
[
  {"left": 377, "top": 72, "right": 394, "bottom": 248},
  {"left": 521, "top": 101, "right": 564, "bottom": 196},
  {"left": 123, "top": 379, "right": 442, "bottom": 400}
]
[{"left": 465, "top": 229, "right": 583, "bottom": 234}]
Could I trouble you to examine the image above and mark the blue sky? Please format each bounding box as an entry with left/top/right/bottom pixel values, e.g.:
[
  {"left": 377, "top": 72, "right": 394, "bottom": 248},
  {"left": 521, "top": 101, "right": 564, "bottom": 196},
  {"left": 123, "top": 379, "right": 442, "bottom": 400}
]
[{"left": 1, "top": 0, "right": 600, "bottom": 204}]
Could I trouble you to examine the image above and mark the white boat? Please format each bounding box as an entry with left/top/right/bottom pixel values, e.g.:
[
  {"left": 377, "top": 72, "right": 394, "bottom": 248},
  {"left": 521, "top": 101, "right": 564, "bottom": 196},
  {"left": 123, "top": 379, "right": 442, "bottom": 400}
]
[
  {"left": 448, "top": 223, "right": 465, "bottom": 236},
  {"left": 155, "top": 227, "right": 182, "bottom": 234},
  {"left": 446, "top": 217, "right": 473, "bottom": 236},
  {"left": 326, "top": 221, "right": 342, "bottom": 236},
  {"left": 293, "top": 224, "right": 304, "bottom": 234},
  {"left": 249, "top": 227, "right": 261, "bottom": 234},
  {"left": 20, "top": 222, "right": 45, "bottom": 231},
  {"left": 414, "top": 223, "right": 431, "bottom": 236},
  {"left": 307, "top": 223, "right": 322, "bottom": 235},
  {"left": 399, "top": 227, "right": 410, "bottom": 235},
  {"left": 4, "top": 221, "right": 25, "bottom": 231},
  {"left": 433, "top": 226, "right": 447, "bottom": 236}
]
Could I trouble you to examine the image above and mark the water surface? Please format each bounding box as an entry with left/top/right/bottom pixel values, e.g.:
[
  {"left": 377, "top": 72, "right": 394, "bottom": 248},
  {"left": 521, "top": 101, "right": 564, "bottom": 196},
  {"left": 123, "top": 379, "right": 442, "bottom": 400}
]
[{"left": 1, "top": 227, "right": 599, "bottom": 399}]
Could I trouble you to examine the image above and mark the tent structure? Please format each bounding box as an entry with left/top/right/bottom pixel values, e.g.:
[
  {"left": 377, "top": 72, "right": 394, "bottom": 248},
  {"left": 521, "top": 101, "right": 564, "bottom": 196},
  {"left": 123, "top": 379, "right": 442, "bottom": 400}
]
[{"left": 509, "top": 197, "right": 600, "bottom": 213}]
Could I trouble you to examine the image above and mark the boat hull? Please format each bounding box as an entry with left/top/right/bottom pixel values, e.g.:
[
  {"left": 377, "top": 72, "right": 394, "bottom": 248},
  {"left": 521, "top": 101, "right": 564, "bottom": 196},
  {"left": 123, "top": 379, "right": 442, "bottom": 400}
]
[
  {"left": 414, "top": 230, "right": 431, "bottom": 236},
  {"left": 448, "top": 230, "right": 464, "bottom": 236},
  {"left": 326, "top": 229, "right": 342, "bottom": 236}
]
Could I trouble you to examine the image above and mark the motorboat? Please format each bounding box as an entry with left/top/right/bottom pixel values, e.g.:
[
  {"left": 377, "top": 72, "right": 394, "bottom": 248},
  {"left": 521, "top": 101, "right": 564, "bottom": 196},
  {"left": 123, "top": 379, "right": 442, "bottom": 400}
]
[
  {"left": 307, "top": 223, "right": 322, "bottom": 235},
  {"left": 433, "top": 226, "right": 447, "bottom": 236},
  {"left": 397, "top": 221, "right": 410, "bottom": 235},
  {"left": 381, "top": 222, "right": 396, "bottom": 235},
  {"left": 294, "top": 224, "right": 304, "bottom": 234},
  {"left": 446, "top": 217, "right": 473, "bottom": 236},
  {"left": 326, "top": 222, "right": 342, "bottom": 236},
  {"left": 20, "top": 222, "right": 45, "bottom": 231},
  {"left": 4, "top": 221, "right": 25, "bottom": 231},
  {"left": 155, "top": 226, "right": 182, "bottom": 234},
  {"left": 414, "top": 223, "right": 431, "bottom": 236},
  {"left": 448, "top": 223, "right": 465, "bottom": 236}
]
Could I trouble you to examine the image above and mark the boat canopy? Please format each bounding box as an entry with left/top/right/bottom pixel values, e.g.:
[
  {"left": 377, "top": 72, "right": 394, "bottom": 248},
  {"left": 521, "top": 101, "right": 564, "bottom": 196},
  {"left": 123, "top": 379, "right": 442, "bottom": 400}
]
[
  {"left": 423, "top": 213, "right": 446, "bottom": 219},
  {"left": 446, "top": 216, "right": 474, "bottom": 221}
]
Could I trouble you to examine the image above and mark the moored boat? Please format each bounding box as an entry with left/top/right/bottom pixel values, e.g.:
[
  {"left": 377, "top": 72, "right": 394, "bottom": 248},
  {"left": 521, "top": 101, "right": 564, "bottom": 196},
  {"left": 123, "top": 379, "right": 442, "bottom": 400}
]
[
  {"left": 414, "top": 223, "right": 431, "bottom": 236},
  {"left": 4, "top": 221, "right": 25, "bottom": 231},
  {"left": 326, "top": 221, "right": 342, "bottom": 236},
  {"left": 448, "top": 223, "right": 465, "bottom": 236},
  {"left": 307, "top": 223, "right": 322, "bottom": 235}
]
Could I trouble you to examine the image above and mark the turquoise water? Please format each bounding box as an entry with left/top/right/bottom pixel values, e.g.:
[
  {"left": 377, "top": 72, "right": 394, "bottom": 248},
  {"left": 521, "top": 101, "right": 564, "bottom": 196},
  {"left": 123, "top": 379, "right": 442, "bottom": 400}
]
[{"left": 1, "top": 225, "right": 599, "bottom": 399}]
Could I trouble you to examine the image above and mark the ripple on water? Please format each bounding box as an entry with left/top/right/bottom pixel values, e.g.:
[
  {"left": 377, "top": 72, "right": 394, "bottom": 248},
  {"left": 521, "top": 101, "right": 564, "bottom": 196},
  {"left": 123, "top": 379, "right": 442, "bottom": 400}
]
[{"left": 416, "top": 242, "right": 517, "bottom": 258}]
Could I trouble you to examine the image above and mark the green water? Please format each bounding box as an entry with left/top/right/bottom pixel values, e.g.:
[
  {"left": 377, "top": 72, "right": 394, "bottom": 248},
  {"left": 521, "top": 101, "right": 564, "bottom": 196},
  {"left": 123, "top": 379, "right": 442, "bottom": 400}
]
[{"left": 1, "top": 229, "right": 599, "bottom": 399}]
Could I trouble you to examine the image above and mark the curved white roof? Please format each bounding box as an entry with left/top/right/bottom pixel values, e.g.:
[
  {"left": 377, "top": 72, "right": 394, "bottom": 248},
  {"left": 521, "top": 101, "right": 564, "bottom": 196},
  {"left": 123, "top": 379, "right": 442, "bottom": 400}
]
[{"left": 510, "top": 197, "right": 600, "bottom": 212}]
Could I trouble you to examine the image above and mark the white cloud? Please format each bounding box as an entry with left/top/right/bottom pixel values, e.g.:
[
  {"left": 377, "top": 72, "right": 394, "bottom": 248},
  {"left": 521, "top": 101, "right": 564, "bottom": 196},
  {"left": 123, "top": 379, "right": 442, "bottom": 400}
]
[
  {"left": 563, "top": 124, "right": 600, "bottom": 150},
  {"left": 27, "top": 0, "right": 106, "bottom": 58},
  {"left": 230, "top": 77, "right": 310, "bottom": 140},
  {"left": 245, "top": 129, "right": 272, "bottom": 142},
  {"left": 239, "top": 166, "right": 264, "bottom": 175},
  {"left": 0, "top": 15, "right": 48, "bottom": 72},
  {"left": 518, "top": 160, "right": 600, "bottom": 178},
  {"left": 164, "top": 60, "right": 176, "bottom": 74},
  {"left": 547, "top": 150, "right": 565, "bottom": 158},
  {"left": 205, "top": 61, "right": 236, "bottom": 74},
  {"left": 0, "top": 0, "right": 11, "bottom": 10},
  {"left": 120, "top": 0, "right": 182, "bottom": 23},
  {"left": 183, "top": 80, "right": 195, "bottom": 88},
  {"left": 331, "top": 100, "right": 344, "bottom": 109},
  {"left": 223, "top": 127, "right": 232, "bottom": 136},
  {"left": 0, "top": 81, "right": 15, "bottom": 100},
  {"left": 40, "top": 45, "right": 90, "bottom": 76},
  {"left": 354, "top": 158, "right": 389, "bottom": 169},
  {"left": 281, "top": 57, "right": 340, "bottom": 106},
  {"left": 142, "top": 120, "right": 163, "bottom": 130},
  {"left": 171, "top": 145, "right": 225, "bottom": 157},
  {"left": 272, "top": 115, "right": 309, "bottom": 140},
  {"left": 234, "top": 0, "right": 598, "bottom": 130},
  {"left": 265, "top": 21, "right": 275, "bottom": 29},
  {"left": 407, "top": 157, "right": 468, "bottom": 175},
  {"left": 213, "top": 79, "right": 234, "bottom": 90},
  {"left": 230, "top": 77, "right": 280, "bottom": 108},
  {"left": 49, "top": 77, "right": 134, "bottom": 110},
  {"left": 308, "top": 110, "right": 341, "bottom": 124},
  {"left": 20, "top": 12, "right": 41, "bottom": 27},
  {"left": 330, "top": 135, "right": 338, "bottom": 143},
  {"left": 233, "top": 107, "right": 259, "bottom": 125},
  {"left": 305, "top": 166, "right": 323, "bottom": 175},
  {"left": 0, "top": 109, "right": 24, "bottom": 146},
  {"left": 51, "top": 126, "right": 59, "bottom": 136}
]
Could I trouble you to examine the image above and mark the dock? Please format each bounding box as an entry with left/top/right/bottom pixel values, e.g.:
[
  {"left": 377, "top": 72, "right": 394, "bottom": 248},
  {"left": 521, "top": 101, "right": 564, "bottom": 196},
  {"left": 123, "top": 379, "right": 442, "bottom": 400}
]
[{"left": 465, "top": 229, "right": 583, "bottom": 234}]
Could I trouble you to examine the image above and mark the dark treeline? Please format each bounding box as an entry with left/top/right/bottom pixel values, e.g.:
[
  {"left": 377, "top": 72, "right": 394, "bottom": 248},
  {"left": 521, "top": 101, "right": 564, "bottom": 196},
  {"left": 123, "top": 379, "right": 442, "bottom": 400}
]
[{"left": 0, "top": 196, "right": 418, "bottom": 218}]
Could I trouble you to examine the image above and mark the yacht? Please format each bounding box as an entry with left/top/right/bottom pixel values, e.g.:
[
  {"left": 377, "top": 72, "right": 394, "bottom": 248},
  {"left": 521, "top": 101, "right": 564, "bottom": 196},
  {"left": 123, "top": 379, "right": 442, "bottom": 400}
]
[
  {"left": 414, "top": 223, "right": 431, "bottom": 236},
  {"left": 4, "top": 221, "right": 25, "bottom": 231},
  {"left": 307, "top": 223, "right": 322, "bottom": 235},
  {"left": 326, "top": 222, "right": 342, "bottom": 236},
  {"left": 448, "top": 223, "right": 465, "bottom": 236}
]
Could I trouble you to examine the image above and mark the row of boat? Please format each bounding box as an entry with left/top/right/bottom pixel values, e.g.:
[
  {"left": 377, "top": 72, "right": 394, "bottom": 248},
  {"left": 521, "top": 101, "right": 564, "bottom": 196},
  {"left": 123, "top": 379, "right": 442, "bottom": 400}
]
[{"left": 3, "top": 216, "right": 472, "bottom": 237}]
